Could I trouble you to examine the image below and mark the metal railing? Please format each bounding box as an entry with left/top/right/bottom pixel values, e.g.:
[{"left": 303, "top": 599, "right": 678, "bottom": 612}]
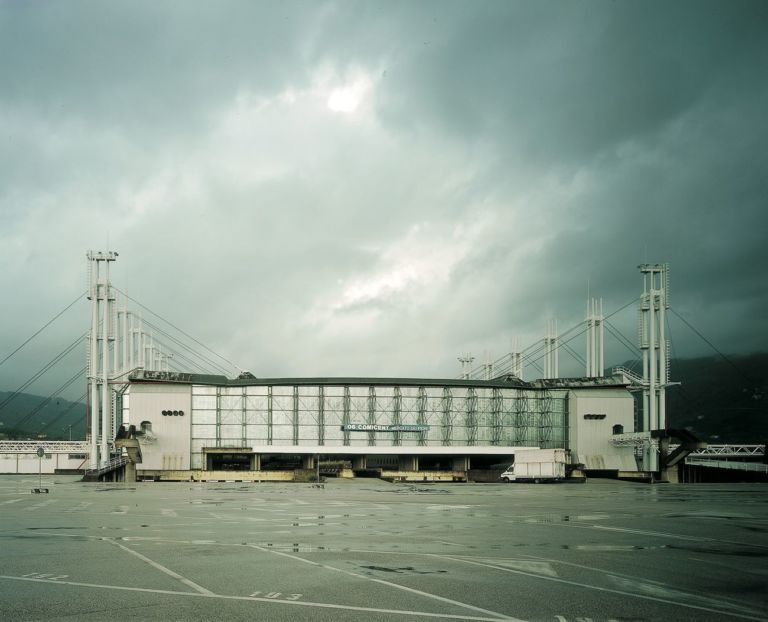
[
  {"left": 83, "top": 455, "right": 128, "bottom": 477},
  {"left": 0, "top": 440, "right": 89, "bottom": 453},
  {"left": 686, "top": 458, "right": 768, "bottom": 473}
]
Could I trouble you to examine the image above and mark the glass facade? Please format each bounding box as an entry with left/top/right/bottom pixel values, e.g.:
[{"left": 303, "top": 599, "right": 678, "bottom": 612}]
[{"left": 189, "top": 382, "right": 568, "bottom": 470}]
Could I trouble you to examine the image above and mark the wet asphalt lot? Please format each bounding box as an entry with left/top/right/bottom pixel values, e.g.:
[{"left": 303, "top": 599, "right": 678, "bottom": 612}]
[{"left": 1, "top": 476, "right": 767, "bottom": 622}]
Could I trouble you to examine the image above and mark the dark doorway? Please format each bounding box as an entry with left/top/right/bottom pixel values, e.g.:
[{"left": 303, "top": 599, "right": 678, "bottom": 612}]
[{"left": 207, "top": 453, "right": 253, "bottom": 471}]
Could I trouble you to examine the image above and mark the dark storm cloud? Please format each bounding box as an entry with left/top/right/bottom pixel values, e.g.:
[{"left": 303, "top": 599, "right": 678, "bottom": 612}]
[{"left": 0, "top": 0, "right": 766, "bottom": 401}]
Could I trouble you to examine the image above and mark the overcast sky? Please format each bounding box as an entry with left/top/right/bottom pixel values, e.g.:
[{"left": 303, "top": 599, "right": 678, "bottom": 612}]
[{"left": 1, "top": 1, "right": 766, "bottom": 401}]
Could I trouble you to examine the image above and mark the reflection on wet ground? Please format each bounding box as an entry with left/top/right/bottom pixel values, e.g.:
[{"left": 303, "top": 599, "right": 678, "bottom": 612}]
[{"left": 1, "top": 476, "right": 767, "bottom": 622}]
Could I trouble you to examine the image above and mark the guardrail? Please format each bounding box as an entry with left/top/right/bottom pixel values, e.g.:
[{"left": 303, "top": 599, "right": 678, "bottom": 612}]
[
  {"left": 0, "top": 440, "right": 89, "bottom": 453},
  {"left": 686, "top": 458, "right": 768, "bottom": 474},
  {"left": 83, "top": 455, "right": 128, "bottom": 478}
]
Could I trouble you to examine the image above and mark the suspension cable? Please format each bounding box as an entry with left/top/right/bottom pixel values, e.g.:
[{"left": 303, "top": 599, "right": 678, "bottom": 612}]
[
  {"left": 669, "top": 307, "right": 753, "bottom": 384},
  {"left": 0, "top": 333, "right": 86, "bottom": 412},
  {"left": 0, "top": 292, "right": 85, "bottom": 368},
  {"left": 15, "top": 366, "right": 87, "bottom": 430},
  {"left": 38, "top": 392, "right": 87, "bottom": 435},
  {"left": 114, "top": 287, "right": 241, "bottom": 374}
]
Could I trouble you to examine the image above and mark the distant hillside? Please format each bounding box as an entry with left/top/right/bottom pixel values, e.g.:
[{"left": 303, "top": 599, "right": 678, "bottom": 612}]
[
  {"left": 0, "top": 391, "right": 86, "bottom": 440},
  {"left": 0, "top": 354, "right": 766, "bottom": 443},
  {"left": 663, "top": 353, "right": 767, "bottom": 443}
]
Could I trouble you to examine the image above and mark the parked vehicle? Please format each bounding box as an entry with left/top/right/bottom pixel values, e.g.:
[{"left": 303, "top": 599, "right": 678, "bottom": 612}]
[{"left": 500, "top": 448, "right": 569, "bottom": 483}]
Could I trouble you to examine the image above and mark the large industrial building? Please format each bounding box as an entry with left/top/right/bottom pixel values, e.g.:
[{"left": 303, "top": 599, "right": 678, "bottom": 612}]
[
  {"left": 120, "top": 370, "right": 636, "bottom": 481},
  {"left": 2, "top": 253, "right": 673, "bottom": 480}
]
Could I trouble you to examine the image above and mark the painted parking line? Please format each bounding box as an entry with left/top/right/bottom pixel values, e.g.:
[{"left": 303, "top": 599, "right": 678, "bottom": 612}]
[
  {"left": 0, "top": 575, "right": 516, "bottom": 621},
  {"left": 24, "top": 499, "right": 57, "bottom": 511},
  {"left": 436, "top": 555, "right": 766, "bottom": 622},
  {"left": 247, "top": 543, "right": 519, "bottom": 621},
  {"left": 518, "top": 518, "right": 768, "bottom": 550},
  {"left": 106, "top": 538, "right": 214, "bottom": 595}
]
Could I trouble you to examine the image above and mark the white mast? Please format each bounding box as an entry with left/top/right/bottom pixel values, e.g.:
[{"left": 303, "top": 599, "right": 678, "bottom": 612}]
[
  {"left": 586, "top": 297, "right": 604, "bottom": 377},
  {"left": 87, "top": 250, "right": 117, "bottom": 469},
  {"left": 544, "top": 320, "right": 558, "bottom": 379},
  {"left": 639, "top": 263, "right": 669, "bottom": 472}
]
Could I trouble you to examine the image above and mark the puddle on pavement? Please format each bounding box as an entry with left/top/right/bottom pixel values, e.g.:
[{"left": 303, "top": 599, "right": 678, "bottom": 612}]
[
  {"left": 666, "top": 544, "right": 768, "bottom": 558},
  {"left": 359, "top": 565, "right": 448, "bottom": 575},
  {"left": 561, "top": 544, "right": 667, "bottom": 551}
]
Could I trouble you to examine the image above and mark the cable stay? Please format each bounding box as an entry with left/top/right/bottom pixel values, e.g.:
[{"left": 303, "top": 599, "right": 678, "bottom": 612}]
[
  {"left": 114, "top": 287, "right": 241, "bottom": 376},
  {"left": 669, "top": 307, "right": 754, "bottom": 385},
  {"left": 561, "top": 341, "right": 586, "bottom": 367},
  {"left": 140, "top": 317, "right": 232, "bottom": 376},
  {"left": 38, "top": 391, "right": 87, "bottom": 435},
  {"left": 462, "top": 296, "right": 640, "bottom": 380},
  {"left": 13, "top": 366, "right": 87, "bottom": 431},
  {"left": 0, "top": 292, "right": 86, "bottom": 369},
  {"left": 0, "top": 333, "right": 86, "bottom": 412}
]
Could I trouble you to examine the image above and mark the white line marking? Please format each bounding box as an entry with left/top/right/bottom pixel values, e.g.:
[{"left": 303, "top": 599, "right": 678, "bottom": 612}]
[
  {"left": 521, "top": 518, "right": 768, "bottom": 550},
  {"left": 24, "top": 500, "right": 57, "bottom": 511},
  {"left": 436, "top": 556, "right": 766, "bottom": 621},
  {"left": 106, "top": 539, "right": 214, "bottom": 595},
  {"left": 247, "top": 543, "right": 518, "bottom": 620},
  {"left": 0, "top": 575, "right": 511, "bottom": 620},
  {"left": 1, "top": 498, "right": 23, "bottom": 504}
]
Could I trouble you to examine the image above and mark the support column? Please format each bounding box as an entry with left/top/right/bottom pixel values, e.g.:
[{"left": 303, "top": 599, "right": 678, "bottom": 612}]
[
  {"left": 252, "top": 454, "right": 261, "bottom": 471},
  {"left": 398, "top": 455, "right": 418, "bottom": 471},
  {"left": 100, "top": 259, "right": 111, "bottom": 467},
  {"left": 88, "top": 259, "right": 100, "bottom": 470},
  {"left": 452, "top": 456, "right": 470, "bottom": 472},
  {"left": 124, "top": 462, "right": 137, "bottom": 483},
  {"left": 302, "top": 455, "right": 316, "bottom": 470},
  {"left": 639, "top": 264, "right": 670, "bottom": 474},
  {"left": 352, "top": 455, "right": 367, "bottom": 470}
]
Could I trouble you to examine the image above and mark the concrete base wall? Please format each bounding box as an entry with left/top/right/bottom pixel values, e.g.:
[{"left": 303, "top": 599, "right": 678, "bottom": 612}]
[
  {"left": 380, "top": 470, "right": 466, "bottom": 482},
  {"left": 138, "top": 469, "right": 299, "bottom": 482}
]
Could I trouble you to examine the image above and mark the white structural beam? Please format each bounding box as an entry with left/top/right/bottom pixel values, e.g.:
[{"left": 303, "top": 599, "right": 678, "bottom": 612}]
[
  {"left": 87, "top": 250, "right": 118, "bottom": 469},
  {"left": 638, "top": 263, "right": 670, "bottom": 472},
  {"left": 586, "top": 298, "right": 604, "bottom": 377},
  {"left": 0, "top": 440, "right": 89, "bottom": 453},
  {"left": 544, "top": 320, "right": 558, "bottom": 379}
]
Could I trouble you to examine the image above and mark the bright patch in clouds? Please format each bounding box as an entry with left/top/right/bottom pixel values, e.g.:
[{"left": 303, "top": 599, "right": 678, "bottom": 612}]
[
  {"left": 326, "top": 76, "right": 372, "bottom": 113},
  {"left": 307, "top": 219, "right": 489, "bottom": 331},
  {"left": 327, "top": 87, "right": 360, "bottom": 112}
]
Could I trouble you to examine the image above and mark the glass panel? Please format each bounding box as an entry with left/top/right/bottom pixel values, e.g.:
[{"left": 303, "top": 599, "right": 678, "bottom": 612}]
[
  {"left": 191, "top": 425, "right": 217, "bottom": 439},
  {"left": 220, "top": 395, "right": 242, "bottom": 410},
  {"left": 246, "top": 396, "right": 268, "bottom": 411},
  {"left": 192, "top": 395, "right": 217, "bottom": 410},
  {"left": 220, "top": 411, "right": 242, "bottom": 425},
  {"left": 220, "top": 424, "right": 242, "bottom": 439},
  {"left": 271, "top": 425, "right": 293, "bottom": 442},
  {"left": 192, "top": 385, "right": 217, "bottom": 395},
  {"left": 193, "top": 410, "right": 216, "bottom": 425}
]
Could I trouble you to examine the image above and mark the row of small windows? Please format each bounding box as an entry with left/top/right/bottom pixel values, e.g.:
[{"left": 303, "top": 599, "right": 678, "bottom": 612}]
[{"left": 162, "top": 410, "right": 185, "bottom": 417}]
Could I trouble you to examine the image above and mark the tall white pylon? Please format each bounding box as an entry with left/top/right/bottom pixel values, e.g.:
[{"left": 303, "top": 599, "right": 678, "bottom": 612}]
[
  {"left": 586, "top": 298, "right": 605, "bottom": 377},
  {"left": 510, "top": 337, "right": 523, "bottom": 380},
  {"left": 458, "top": 354, "right": 475, "bottom": 379},
  {"left": 639, "top": 263, "right": 670, "bottom": 472},
  {"left": 544, "top": 320, "right": 559, "bottom": 379},
  {"left": 87, "top": 250, "right": 118, "bottom": 469}
]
